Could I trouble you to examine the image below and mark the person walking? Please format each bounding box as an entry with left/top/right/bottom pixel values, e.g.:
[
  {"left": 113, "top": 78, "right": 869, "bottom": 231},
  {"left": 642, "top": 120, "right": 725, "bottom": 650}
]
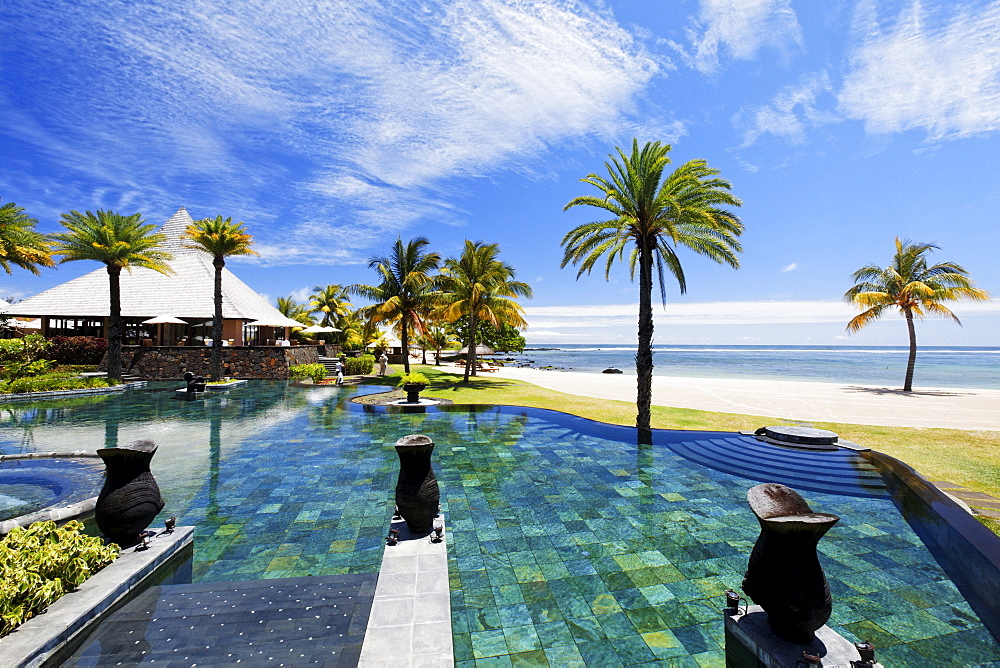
[
  {"left": 378, "top": 352, "right": 389, "bottom": 376},
  {"left": 335, "top": 358, "right": 345, "bottom": 385}
]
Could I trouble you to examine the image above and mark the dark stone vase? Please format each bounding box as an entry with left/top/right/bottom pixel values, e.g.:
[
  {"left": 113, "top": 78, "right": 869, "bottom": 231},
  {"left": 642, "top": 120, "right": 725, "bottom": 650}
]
[
  {"left": 402, "top": 383, "right": 426, "bottom": 404},
  {"left": 95, "top": 439, "right": 165, "bottom": 547},
  {"left": 741, "top": 483, "right": 840, "bottom": 644},
  {"left": 394, "top": 434, "right": 439, "bottom": 533}
]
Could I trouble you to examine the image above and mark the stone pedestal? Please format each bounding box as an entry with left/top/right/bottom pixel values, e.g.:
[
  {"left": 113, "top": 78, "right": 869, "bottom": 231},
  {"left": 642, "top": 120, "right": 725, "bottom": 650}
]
[{"left": 725, "top": 606, "right": 882, "bottom": 667}]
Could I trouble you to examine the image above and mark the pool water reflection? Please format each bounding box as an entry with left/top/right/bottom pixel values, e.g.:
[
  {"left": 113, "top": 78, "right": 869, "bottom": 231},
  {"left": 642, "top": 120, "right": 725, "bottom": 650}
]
[{"left": 0, "top": 381, "right": 997, "bottom": 665}]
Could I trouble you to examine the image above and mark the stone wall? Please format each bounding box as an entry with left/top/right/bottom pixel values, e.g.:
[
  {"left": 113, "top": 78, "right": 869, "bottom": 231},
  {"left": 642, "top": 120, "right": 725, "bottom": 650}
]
[{"left": 105, "top": 345, "right": 320, "bottom": 379}]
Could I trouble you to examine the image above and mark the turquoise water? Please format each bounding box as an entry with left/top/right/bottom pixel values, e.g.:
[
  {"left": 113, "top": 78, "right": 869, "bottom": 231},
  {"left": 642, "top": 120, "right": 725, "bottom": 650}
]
[
  {"left": 0, "top": 382, "right": 997, "bottom": 665},
  {"left": 512, "top": 345, "right": 1000, "bottom": 389}
]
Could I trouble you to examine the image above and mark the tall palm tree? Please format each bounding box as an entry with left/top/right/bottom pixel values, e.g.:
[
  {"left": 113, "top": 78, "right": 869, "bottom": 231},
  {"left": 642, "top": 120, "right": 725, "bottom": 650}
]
[
  {"left": 51, "top": 210, "right": 172, "bottom": 380},
  {"left": 436, "top": 241, "right": 532, "bottom": 381},
  {"left": 276, "top": 296, "right": 315, "bottom": 326},
  {"left": 426, "top": 326, "right": 458, "bottom": 365},
  {"left": 845, "top": 238, "right": 989, "bottom": 392},
  {"left": 0, "top": 200, "right": 54, "bottom": 275},
  {"left": 309, "top": 284, "right": 352, "bottom": 328},
  {"left": 183, "top": 216, "right": 258, "bottom": 381},
  {"left": 351, "top": 237, "right": 440, "bottom": 374},
  {"left": 561, "top": 140, "right": 743, "bottom": 439}
]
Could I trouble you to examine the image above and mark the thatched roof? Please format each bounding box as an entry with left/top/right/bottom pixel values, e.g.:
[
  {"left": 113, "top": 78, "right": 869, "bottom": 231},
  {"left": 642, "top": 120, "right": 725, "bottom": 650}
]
[{"left": 5, "top": 207, "right": 301, "bottom": 326}]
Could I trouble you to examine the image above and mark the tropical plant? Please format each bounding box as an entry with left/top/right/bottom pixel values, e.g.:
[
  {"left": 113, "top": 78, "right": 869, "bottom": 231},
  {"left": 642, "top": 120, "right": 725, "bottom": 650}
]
[
  {"left": 561, "top": 139, "right": 743, "bottom": 439},
  {"left": 425, "top": 326, "right": 459, "bottom": 365},
  {"left": 351, "top": 237, "right": 440, "bottom": 374},
  {"left": 435, "top": 241, "right": 532, "bottom": 381},
  {"left": 276, "top": 296, "right": 315, "bottom": 326},
  {"left": 335, "top": 309, "right": 367, "bottom": 350},
  {"left": 51, "top": 210, "right": 171, "bottom": 380},
  {"left": 0, "top": 334, "right": 53, "bottom": 386},
  {"left": 46, "top": 336, "right": 108, "bottom": 365},
  {"left": 289, "top": 363, "right": 327, "bottom": 383},
  {"left": 309, "top": 284, "right": 352, "bottom": 329},
  {"left": 398, "top": 371, "right": 430, "bottom": 387},
  {"left": 452, "top": 319, "right": 525, "bottom": 353},
  {"left": 0, "top": 520, "right": 119, "bottom": 637},
  {"left": 845, "top": 238, "right": 990, "bottom": 392},
  {"left": 345, "top": 353, "right": 375, "bottom": 375},
  {"left": 0, "top": 200, "right": 54, "bottom": 275},
  {"left": 183, "top": 216, "right": 257, "bottom": 380}
]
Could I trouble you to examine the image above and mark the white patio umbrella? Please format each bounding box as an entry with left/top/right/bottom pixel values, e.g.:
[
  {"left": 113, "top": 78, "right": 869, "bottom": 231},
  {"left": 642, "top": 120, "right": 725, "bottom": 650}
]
[
  {"left": 300, "top": 325, "right": 341, "bottom": 333},
  {"left": 142, "top": 315, "right": 187, "bottom": 325},
  {"left": 458, "top": 344, "right": 495, "bottom": 355}
]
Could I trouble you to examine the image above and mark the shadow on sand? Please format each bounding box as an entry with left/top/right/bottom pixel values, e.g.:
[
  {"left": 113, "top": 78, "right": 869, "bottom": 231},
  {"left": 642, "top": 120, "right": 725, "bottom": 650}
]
[{"left": 842, "top": 385, "right": 975, "bottom": 398}]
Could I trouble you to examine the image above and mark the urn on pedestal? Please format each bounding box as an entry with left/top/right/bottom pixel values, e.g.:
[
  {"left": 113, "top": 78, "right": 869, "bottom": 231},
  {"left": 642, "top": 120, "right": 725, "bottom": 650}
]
[
  {"left": 95, "top": 439, "right": 165, "bottom": 547},
  {"left": 741, "top": 483, "right": 840, "bottom": 644},
  {"left": 393, "top": 434, "right": 440, "bottom": 533}
]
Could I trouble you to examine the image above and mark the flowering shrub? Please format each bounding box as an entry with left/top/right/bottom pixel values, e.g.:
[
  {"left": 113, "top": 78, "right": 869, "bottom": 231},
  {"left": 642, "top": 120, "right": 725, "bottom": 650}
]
[{"left": 46, "top": 336, "right": 108, "bottom": 365}]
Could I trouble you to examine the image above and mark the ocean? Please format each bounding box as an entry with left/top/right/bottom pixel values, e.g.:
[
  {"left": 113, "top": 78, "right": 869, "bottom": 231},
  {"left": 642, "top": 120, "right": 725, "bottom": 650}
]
[{"left": 502, "top": 344, "right": 1000, "bottom": 390}]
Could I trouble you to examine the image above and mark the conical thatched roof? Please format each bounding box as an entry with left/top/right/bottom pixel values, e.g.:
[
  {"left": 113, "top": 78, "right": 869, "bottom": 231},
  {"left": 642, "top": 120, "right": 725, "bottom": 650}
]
[{"left": 6, "top": 207, "right": 301, "bottom": 326}]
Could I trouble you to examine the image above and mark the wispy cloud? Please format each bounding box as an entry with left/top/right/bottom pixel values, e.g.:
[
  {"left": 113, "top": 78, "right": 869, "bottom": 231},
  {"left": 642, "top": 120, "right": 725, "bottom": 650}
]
[
  {"left": 734, "top": 73, "right": 837, "bottom": 146},
  {"left": 1, "top": 0, "right": 659, "bottom": 264},
  {"left": 672, "top": 0, "right": 802, "bottom": 74},
  {"left": 839, "top": 1, "right": 1000, "bottom": 139},
  {"left": 782, "top": 263, "right": 798, "bottom": 272}
]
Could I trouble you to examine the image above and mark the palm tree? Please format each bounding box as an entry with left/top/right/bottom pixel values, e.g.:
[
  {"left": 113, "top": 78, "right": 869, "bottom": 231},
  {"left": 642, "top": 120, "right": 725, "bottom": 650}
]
[
  {"left": 0, "top": 200, "right": 54, "bottom": 275},
  {"left": 436, "top": 241, "right": 532, "bottom": 381},
  {"left": 561, "top": 140, "right": 743, "bottom": 439},
  {"left": 51, "top": 210, "right": 172, "bottom": 380},
  {"left": 309, "top": 284, "right": 352, "bottom": 329},
  {"left": 276, "top": 296, "right": 315, "bottom": 326},
  {"left": 426, "top": 325, "right": 458, "bottom": 365},
  {"left": 183, "top": 216, "right": 258, "bottom": 381},
  {"left": 351, "top": 237, "right": 440, "bottom": 374},
  {"left": 845, "top": 238, "right": 990, "bottom": 392}
]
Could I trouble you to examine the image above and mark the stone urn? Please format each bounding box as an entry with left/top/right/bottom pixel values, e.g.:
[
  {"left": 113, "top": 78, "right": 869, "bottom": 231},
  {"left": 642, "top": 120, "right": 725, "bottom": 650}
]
[
  {"left": 402, "top": 383, "right": 427, "bottom": 404},
  {"left": 95, "top": 439, "right": 165, "bottom": 547},
  {"left": 394, "top": 434, "right": 439, "bottom": 533},
  {"left": 741, "top": 483, "right": 840, "bottom": 644}
]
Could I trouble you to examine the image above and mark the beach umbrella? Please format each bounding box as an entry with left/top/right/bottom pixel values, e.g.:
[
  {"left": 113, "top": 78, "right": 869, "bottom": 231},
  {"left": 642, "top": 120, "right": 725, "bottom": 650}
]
[
  {"left": 458, "top": 344, "right": 495, "bottom": 355},
  {"left": 142, "top": 315, "right": 187, "bottom": 325},
  {"left": 300, "top": 324, "right": 341, "bottom": 333}
]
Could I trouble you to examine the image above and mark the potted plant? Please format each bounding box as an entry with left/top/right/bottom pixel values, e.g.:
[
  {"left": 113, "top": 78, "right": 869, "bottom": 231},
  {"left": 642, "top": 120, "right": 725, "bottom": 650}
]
[{"left": 399, "top": 372, "right": 430, "bottom": 403}]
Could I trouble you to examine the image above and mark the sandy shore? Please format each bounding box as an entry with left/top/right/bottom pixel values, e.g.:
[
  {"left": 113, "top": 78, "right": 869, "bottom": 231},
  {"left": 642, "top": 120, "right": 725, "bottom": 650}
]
[{"left": 446, "top": 365, "right": 1000, "bottom": 431}]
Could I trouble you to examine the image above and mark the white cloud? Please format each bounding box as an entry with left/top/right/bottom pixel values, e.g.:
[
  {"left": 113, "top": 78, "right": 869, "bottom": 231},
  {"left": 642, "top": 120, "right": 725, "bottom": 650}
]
[
  {"left": 735, "top": 73, "right": 838, "bottom": 146},
  {"left": 839, "top": 1, "right": 1000, "bottom": 139},
  {"left": 2, "top": 0, "right": 659, "bottom": 265},
  {"left": 781, "top": 263, "right": 798, "bottom": 272},
  {"left": 673, "top": 0, "right": 802, "bottom": 74}
]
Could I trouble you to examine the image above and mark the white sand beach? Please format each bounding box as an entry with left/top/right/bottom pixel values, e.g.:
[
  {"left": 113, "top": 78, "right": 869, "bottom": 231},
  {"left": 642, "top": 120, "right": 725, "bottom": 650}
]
[{"left": 449, "top": 365, "right": 1000, "bottom": 431}]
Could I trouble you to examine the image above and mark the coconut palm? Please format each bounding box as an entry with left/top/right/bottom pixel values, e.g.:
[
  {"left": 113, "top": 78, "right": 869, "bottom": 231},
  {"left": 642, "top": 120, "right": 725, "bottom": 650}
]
[
  {"left": 561, "top": 140, "right": 743, "bottom": 438},
  {"left": 0, "top": 200, "right": 54, "bottom": 275},
  {"left": 51, "top": 210, "right": 172, "bottom": 380},
  {"left": 426, "top": 325, "right": 458, "bottom": 365},
  {"left": 351, "top": 237, "right": 440, "bottom": 374},
  {"left": 436, "top": 241, "right": 532, "bottom": 381},
  {"left": 276, "top": 296, "right": 315, "bottom": 326},
  {"left": 183, "top": 216, "right": 258, "bottom": 380},
  {"left": 845, "top": 238, "right": 990, "bottom": 392},
  {"left": 309, "top": 284, "right": 352, "bottom": 329}
]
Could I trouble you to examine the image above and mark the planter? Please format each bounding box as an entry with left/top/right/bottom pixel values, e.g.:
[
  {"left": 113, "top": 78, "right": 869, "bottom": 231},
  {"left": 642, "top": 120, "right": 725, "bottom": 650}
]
[
  {"left": 393, "top": 434, "right": 440, "bottom": 533},
  {"left": 741, "top": 483, "right": 840, "bottom": 644},
  {"left": 95, "top": 440, "right": 165, "bottom": 547},
  {"left": 402, "top": 382, "right": 427, "bottom": 404}
]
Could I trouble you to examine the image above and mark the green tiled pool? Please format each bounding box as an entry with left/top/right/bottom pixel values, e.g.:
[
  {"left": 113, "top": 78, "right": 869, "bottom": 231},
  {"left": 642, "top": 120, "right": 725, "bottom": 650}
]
[{"left": 1, "top": 381, "right": 997, "bottom": 665}]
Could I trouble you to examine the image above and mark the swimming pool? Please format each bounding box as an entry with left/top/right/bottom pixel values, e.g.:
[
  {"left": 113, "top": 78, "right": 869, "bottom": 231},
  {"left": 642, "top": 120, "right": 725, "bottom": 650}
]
[{"left": 1, "top": 381, "right": 997, "bottom": 665}]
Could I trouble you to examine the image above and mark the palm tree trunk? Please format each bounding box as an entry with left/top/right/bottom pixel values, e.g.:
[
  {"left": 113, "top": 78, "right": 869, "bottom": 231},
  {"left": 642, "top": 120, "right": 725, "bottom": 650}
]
[
  {"left": 106, "top": 265, "right": 122, "bottom": 380},
  {"left": 903, "top": 307, "right": 917, "bottom": 392},
  {"left": 464, "top": 312, "right": 477, "bottom": 382},
  {"left": 211, "top": 257, "right": 224, "bottom": 381},
  {"left": 636, "top": 241, "right": 654, "bottom": 443},
  {"left": 401, "top": 317, "right": 411, "bottom": 374}
]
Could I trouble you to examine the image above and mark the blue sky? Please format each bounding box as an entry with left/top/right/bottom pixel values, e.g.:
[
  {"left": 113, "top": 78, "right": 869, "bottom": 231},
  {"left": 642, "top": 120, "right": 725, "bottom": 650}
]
[{"left": 2, "top": 0, "right": 998, "bottom": 346}]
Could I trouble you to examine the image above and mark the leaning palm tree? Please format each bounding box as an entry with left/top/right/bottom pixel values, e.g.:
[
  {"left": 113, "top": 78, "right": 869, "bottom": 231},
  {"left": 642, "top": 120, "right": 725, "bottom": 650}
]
[
  {"left": 562, "top": 140, "right": 743, "bottom": 439},
  {"left": 436, "top": 240, "right": 532, "bottom": 381},
  {"left": 351, "top": 237, "right": 440, "bottom": 374},
  {"left": 51, "top": 210, "right": 172, "bottom": 380},
  {"left": 309, "top": 284, "right": 352, "bottom": 328},
  {"left": 0, "top": 200, "right": 54, "bottom": 275},
  {"left": 183, "top": 216, "right": 258, "bottom": 381},
  {"left": 845, "top": 238, "right": 989, "bottom": 392}
]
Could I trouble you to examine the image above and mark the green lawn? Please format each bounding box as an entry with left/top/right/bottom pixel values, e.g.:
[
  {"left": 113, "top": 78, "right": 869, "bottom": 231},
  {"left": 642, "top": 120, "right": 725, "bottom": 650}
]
[{"left": 358, "top": 365, "right": 1000, "bottom": 504}]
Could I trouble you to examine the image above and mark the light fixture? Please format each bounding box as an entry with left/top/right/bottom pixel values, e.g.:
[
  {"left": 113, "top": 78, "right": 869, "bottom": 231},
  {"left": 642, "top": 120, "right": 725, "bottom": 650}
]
[
  {"left": 855, "top": 641, "right": 876, "bottom": 665},
  {"left": 431, "top": 519, "right": 444, "bottom": 543},
  {"left": 387, "top": 528, "right": 399, "bottom": 546},
  {"left": 724, "top": 589, "right": 746, "bottom": 615},
  {"left": 164, "top": 516, "right": 176, "bottom": 533},
  {"left": 393, "top": 506, "right": 401, "bottom": 520}
]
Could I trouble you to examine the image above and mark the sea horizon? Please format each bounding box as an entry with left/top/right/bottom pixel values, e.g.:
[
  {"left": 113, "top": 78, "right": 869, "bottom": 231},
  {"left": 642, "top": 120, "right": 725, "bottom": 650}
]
[{"left": 508, "top": 343, "right": 1000, "bottom": 390}]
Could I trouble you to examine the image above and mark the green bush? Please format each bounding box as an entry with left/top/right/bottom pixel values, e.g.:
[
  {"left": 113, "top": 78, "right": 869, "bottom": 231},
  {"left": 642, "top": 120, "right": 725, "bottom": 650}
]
[
  {"left": 1, "top": 375, "right": 114, "bottom": 395},
  {"left": 399, "top": 372, "right": 430, "bottom": 387},
  {"left": 47, "top": 337, "right": 108, "bottom": 365},
  {"left": 0, "top": 520, "right": 119, "bottom": 637},
  {"left": 0, "top": 334, "right": 53, "bottom": 385},
  {"left": 289, "top": 363, "right": 327, "bottom": 383},
  {"left": 346, "top": 354, "right": 375, "bottom": 375}
]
